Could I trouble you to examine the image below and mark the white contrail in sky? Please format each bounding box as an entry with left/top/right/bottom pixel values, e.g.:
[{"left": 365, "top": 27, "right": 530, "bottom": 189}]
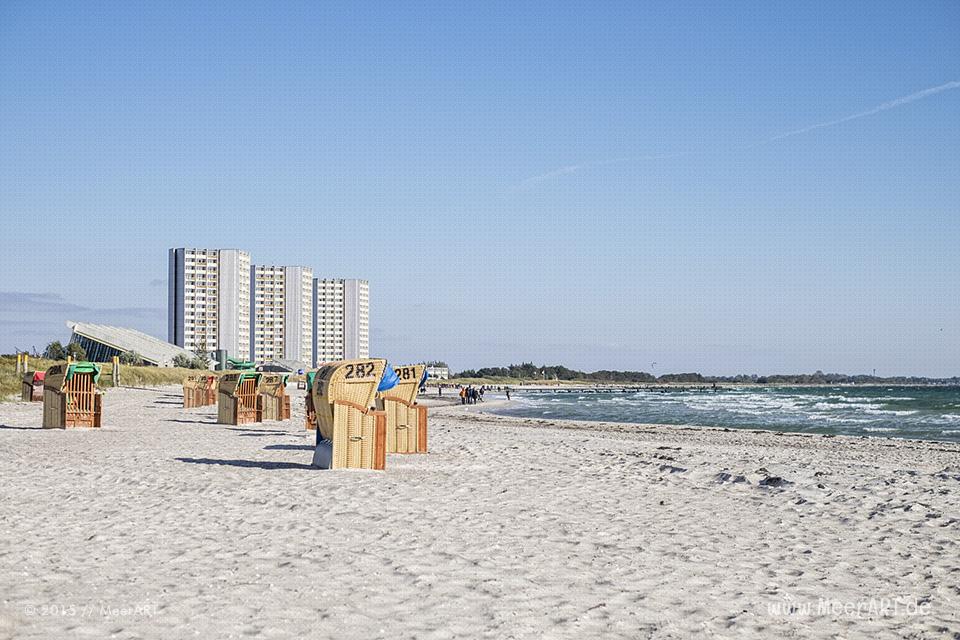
[
  {"left": 514, "top": 152, "right": 687, "bottom": 190},
  {"left": 763, "top": 80, "right": 960, "bottom": 142},
  {"left": 515, "top": 80, "right": 960, "bottom": 189}
]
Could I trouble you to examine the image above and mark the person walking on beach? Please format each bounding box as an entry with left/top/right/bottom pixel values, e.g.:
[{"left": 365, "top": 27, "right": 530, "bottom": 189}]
[
  {"left": 479, "top": 386, "right": 485, "bottom": 402},
  {"left": 506, "top": 387, "right": 511, "bottom": 401},
  {"left": 459, "top": 387, "right": 466, "bottom": 405}
]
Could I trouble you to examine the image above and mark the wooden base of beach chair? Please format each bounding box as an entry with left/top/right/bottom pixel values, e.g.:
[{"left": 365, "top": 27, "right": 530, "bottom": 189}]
[
  {"left": 372, "top": 410, "right": 387, "bottom": 470},
  {"left": 417, "top": 404, "right": 428, "bottom": 453}
]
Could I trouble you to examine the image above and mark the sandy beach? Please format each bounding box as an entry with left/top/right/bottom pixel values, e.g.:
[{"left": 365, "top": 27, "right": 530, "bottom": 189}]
[{"left": 1, "top": 386, "right": 958, "bottom": 639}]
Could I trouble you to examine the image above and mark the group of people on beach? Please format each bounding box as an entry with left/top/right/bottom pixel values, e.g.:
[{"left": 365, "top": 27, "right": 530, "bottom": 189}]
[
  {"left": 459, "top": 385, "right": 484, "bottom": 404},
  {"left": 434, "top": 383, "right": 511, "bottom": 402}
]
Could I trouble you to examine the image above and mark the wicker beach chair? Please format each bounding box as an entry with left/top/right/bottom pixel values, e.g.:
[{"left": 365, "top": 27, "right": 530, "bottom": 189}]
[
  {"left": 42, "top": 363, "right": 102, "bottom": 428},
  {"left": 184, "top": 375, "right": 219, "bottom": 408},
  {"left": 22, "top": 371, "right": 45, "bottom": 402},
  {"left": 258, "top": 374, "right": 291, "bottom": 421},
  {"left": 311, "top": 359, "right": 388, "bottom": 470},
  {"left": 182, "top": 376, "right": 200, "bottom": 408},
  {"left": 377, "top": 364, "right": 428, "bottom": 454},
  {"left": 217, "top": 372, "right": 262, "bottom": 425}
]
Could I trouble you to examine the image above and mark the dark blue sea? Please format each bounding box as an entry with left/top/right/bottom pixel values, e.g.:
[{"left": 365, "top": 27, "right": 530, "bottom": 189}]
[{"left": 492, "top": 386, "right": 960, "bottom": 443}]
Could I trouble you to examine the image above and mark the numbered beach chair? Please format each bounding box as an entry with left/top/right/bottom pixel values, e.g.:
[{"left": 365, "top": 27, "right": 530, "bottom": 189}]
[
  {"left": 258, "top": 374, "right": 291, "bottom": 421},
  {"left": 183, "top": 375, "right": 218, "bottom": 408},
  {"left": 22, "top": 371, "right": 45, "bottom": 402},
  {"left": 42, "top": 363, "right": 103, "bottom": 428},
  {"left": 377, "top": 364, "right": 429, "bottom": 453},
  {"left": 311, "top": 359, "right": 388, "bottom": 470},
  {"left": 304, "top": 370, "right": 318, "bottom": 430},
  {"left": 217, "top": 372, "right": 262, "bottom": 425}
]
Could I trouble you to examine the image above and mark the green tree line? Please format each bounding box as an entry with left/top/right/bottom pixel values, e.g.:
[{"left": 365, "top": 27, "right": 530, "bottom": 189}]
[{"left": 453, "top": 363, "right": 959, "bottom": 385}]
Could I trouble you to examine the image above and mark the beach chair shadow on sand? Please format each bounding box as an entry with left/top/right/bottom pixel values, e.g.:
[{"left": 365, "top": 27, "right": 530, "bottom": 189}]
[{"left": 175, "top": 457, "right": 314, "bottom": 470}]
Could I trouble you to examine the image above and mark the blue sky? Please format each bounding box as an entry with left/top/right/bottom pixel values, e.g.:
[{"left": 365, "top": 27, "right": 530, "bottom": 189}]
[{"left": 1, "top": 1, "right": 958, "bottom": 376}]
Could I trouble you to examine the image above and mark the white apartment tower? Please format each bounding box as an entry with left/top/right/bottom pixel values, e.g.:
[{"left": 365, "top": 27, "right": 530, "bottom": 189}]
[
  {"left": 312, "top": 279, "right": 369, "bottom": 366},
  {"left": 168, "top": 248, "right": 251, "bottom": 359},
  {"left": 250, "top": 265, "right": 313, "bottom": 364}
]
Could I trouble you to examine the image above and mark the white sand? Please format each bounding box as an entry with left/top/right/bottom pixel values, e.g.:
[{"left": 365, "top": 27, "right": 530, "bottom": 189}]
[{"left": 1, "top": 386, "right": 958, "bottom": 639}]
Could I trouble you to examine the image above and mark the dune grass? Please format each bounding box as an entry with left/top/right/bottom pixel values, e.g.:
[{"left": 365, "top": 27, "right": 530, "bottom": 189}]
[{"left": 0, "top": 355, "right": 217, "bottom": 401}]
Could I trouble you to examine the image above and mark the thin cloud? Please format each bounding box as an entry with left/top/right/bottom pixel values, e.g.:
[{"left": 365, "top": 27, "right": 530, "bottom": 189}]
[
  {"left": 0, "top": 292, "right": 89, "bottom": 312},
  {"left": 515, "top": 81, "right": 960, "bottom": 188},
  {"left": 98, "top": 307, "right": 165, "bottom": 318},
  {"left": 0, "top": 291, "right": 162, "bottom": 318}
]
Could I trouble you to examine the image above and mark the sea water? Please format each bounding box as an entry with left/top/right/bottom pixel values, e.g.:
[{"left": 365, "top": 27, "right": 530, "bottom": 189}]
[{"left": 491, "top": 386, "right": 960, "bottom": 443}]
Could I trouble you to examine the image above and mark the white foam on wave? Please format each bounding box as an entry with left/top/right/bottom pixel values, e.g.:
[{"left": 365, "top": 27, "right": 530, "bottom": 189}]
[
  {"left": 683, "top": 394, "right": 807, "bottom": 414},
  {"left": 811, "top": 402, "right": 850, "bottom": 411},
  {"left": 811, "top": 415, "right": 875, "bottom": 424},
  {"left": 831, "top": 402, "right": 883, "bottom": 410},
  {"left": 863, "top": 427, "right": 898, "bottom": 433},
  {"left": 829, "top": 395, "right": 883, "bottom": 403},
  {"left": 862, "top": 408, "right": 917, "bottom": 416}
]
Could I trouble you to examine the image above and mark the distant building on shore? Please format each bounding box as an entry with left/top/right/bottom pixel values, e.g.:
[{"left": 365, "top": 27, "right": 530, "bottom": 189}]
[
  {"left": 250, "top": 264, "right": 313, "bottom": 365},
  {"left": 312, "top": 279, "right": 369, "bottom": 366},
  {"left": 425, "top": 365, "right": 450, "bottom": 380},
  {"left": 168, "top": 248, "right": 251, "bottom": 359}
]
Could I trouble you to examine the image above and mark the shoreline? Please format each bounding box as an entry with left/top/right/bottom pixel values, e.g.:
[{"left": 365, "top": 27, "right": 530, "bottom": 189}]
[
  {"left": 433, "top": 382, "right": 960, "bottom": 390},
  {"left": 468, "top": 388, "right": 960, "bottom": 446},
  {"left": 442, "top": 399, "right": 960, "bottom": 453}
]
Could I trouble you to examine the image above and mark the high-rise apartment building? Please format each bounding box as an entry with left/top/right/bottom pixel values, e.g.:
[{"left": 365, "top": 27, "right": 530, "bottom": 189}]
[
  {"left": 250, "top": 265, "right": 313, "bottom": 364},
  {"left": 312, "top": 279, "right": 369, "bottom": 366},
  {"left": 168, "top": 248, "right": 251, "bottom": 358},
  {"left": 169, "top": 249, "right": 369, "bottom": 367}
]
